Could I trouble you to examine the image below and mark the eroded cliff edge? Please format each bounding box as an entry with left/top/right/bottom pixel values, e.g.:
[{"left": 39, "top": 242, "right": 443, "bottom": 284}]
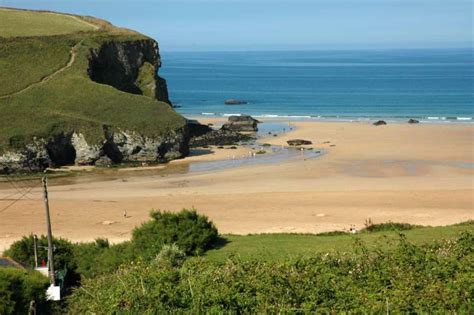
[
  {"left": 88, "top": 39, "right": 171, "bottom": 104},
  {"left": 0, "top": 11, "right": 188, "bottom": 174}
]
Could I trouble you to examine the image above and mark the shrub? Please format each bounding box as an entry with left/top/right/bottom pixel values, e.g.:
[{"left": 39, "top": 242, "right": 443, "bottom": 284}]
[
  {"left": 131, "top": 209, "right": 219, "bottom": 259},
  {"left": 0, "top": 268, "right": 49, "bottom": 315},
  {"left": 156, "top": 244, "right": 186, "bottom": 267},
  {"left": 3, "top": 235, "right": 80, "bottom": 290},
  {"left": 4, "top": 235, "right": 76, "bottom": 271},
  {"left": 72, "top": 239, "right": 133, "bottom": 279},
  {"left": 68, "top": 232, "right": 474, "bottom": 313},
  {"left": 362, "top": 221, "right": 418, "bottom": 233}
]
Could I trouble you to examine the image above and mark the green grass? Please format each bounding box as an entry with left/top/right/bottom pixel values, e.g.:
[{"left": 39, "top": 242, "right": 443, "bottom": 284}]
[
  {"left": 0, "top": 9, "right": 186, "bottom": 153},
  {"left": 0, "top": 8, "right": 95, "bottom": 37},
  {"left": 204, "top": 221, "right": 474, "bottom": 262},
  {"left": 0, "top": 36, "right": 73, "bottom": 96}
]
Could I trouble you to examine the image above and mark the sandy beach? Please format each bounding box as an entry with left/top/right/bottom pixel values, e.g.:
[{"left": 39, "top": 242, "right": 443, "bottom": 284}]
[{"left": 0, "top": 119, "right": 473, "bottom": 252}]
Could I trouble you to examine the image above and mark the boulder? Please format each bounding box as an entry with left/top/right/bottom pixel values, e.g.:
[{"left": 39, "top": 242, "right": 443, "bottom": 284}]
[
  {"left": 187, "top": 119, "right": 212, "bottom": 138},
  {"left": 190, "top": 130, "right": 254, "bottom": 147},
  {"left": 373, "top": 120, "right": 387, "bottom": 126},
  {"left": 221, "top": 115, "right": 260, "bottom": 132},
  {"left": 224, "top": 99, "right": 248, "bottom": 105},
  {"left": 287, "top": 139, "right": 312, "bottom": 146},
  {"left": 408, "top": 119, "right": 420, "bottom": 124}
]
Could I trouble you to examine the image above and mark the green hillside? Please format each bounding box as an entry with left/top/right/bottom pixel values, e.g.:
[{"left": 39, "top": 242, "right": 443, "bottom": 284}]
[
  {"left": 0, "top": 8, "right": 97, "bottom": 37},
  {"left": 0, "top": 8, "right": 185, "bottom": 155}
]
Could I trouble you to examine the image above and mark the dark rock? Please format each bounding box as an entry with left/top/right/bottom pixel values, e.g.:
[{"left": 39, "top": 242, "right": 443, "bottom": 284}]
[
  {"left": 408, "top": 119, "right": 420, "bottom": 124},
  {"left": 373, "top": 120, "right": 387, "bottom": 126},
  {"left": 224, "top": 99, "right": 248, "bottom": 105},
  {"left": 187, "top": 119, "right": 213, "bottom": 138},
  {"left": 190, "top": 129, "right": 254, "bottom": 147},
  {"left": 221, "top": 115, "right": 260, "bottom": 132},
  {"left": 46, "top": 133, "right": 76, "bottom": 166},
  {"left": 287, "top": 139, "right": 313, "bottom": 146},
  {"left": 88, "top": 39, "right": 171, "bottom": 105}
]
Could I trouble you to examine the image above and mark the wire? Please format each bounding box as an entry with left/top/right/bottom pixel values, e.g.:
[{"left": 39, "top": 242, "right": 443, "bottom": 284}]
[{"left": 0, "top": 186, "right": 33, "bottom": 214}]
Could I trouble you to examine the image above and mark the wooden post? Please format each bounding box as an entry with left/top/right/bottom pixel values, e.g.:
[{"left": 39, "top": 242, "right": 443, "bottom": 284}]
[
  {"left": 33, "top": 234, "right": 38, "bottom": 268},
  {"left": 42, "top": 177, "right": 55, "bottom": 286}
]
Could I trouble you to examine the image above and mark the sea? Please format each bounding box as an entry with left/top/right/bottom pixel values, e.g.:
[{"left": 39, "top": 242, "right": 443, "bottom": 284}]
[{"left": 160, "top": 49, "right": 474, "bottom": 123}]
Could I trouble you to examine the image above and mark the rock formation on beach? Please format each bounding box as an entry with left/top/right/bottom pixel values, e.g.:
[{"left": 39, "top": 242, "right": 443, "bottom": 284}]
[
  {"left": 287, "top": 139, "right": 313, "bottom": 146},
  {"left": 221, "top": 115, "right": 260, "bottom": 132},
  {"left": 373, "top": 120, "right": 387, "bottom": 126}
]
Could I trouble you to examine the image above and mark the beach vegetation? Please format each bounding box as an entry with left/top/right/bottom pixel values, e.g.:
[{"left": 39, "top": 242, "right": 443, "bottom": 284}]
[
  {"left": 131, "top": 209, "right": 219, "bottom": 258},
  {"left": 0, "top": 268, "right": 50, "bottom": 315},
  {"left": 67, "top": 231, "right": 474, "bottom": 313}
]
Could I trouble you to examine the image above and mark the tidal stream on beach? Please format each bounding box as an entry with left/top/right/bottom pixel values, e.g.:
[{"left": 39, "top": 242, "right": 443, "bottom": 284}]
[{"left": 0, "top": 121, "right": 322, "bottom": 187}]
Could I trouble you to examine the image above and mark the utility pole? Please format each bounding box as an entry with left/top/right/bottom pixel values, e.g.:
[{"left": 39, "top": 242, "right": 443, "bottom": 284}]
[
  {"left": 42, "top": 177, "right": 55, "bottom": 286},
  {"left": 33, "top": 234, "right": 38, "bottom": 268}
]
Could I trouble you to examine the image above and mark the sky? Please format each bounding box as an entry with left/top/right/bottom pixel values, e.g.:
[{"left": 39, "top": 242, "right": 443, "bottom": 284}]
[{"left": 2, "top": 0, "right": 473, "bottom": 51}]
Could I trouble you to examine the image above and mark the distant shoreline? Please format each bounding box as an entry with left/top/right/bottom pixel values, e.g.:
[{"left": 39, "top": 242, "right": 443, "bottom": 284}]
[{"left": 185, "top": 113, "right": 474, "bottom": 124}]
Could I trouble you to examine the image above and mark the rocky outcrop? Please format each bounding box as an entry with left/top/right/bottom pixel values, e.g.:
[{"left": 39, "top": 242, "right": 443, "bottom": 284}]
[
  {"left": 88, "top": 39, "right": 171, "bottom": 104},
  {"left": 0, "top": 128, "right": 188, "bottom": 174},
  {"left": 287, "top": 139, "right": 312, "bottom": 146},
  {"left": 221, "top": 115, "right": 260, "bottom": 132},
  {"left": 373, "top": 120, "right": 387, "bottom": 126},
  {"left": 187, "top": 119, "right": 213, "bottom": 138},
  {"left": 0, "top": 141, "right": 50, "bottom": 174},
  {"left": 408, "top": 119, "right": 420, "bottom": 124},
  {"left": 225, "top": 99, "right": 248, "bottom": 105},
  {"left": 190, "top": 130, "right": 254, "bottom": 147}
]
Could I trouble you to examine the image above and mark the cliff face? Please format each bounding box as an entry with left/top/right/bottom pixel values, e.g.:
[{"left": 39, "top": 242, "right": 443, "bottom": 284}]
[
  {"left": 0, "top": 127, "right": 189, "bottom": 173},
  {"left": 88, "top": 39, "right": 171, "bottom": 104},
  {"left": 0, "top": 37, "right": 188, "bottom": 174}
]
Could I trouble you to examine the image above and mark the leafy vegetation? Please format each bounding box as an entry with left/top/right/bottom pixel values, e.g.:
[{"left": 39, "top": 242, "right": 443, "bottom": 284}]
[
  {"left": 67, "top": 232, "right": 474, "bottom": 313},
  {"left": 2, "top": 212, "right": 473, "bottom": 313},
  {"left": 0, "top": 268, "right": 49, "bottom": 315},
  {"left": 361, "top": 220, "right": 420, "bottom": 233},
  {"left": 3, "top": 235, "right": 81, "bottom": 293},
  {"left": 131, "top": 209, "right": 219, "bottom": 258},
  {"left": 5, "top": 209, "right": 219, "bottom": 279}
]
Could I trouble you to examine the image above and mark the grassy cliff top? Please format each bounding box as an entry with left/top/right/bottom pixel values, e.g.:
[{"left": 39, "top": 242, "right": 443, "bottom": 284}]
[
  {"left": 0, "top": 7, "right": 98, "bottom": 37},
  {"left": 0, "top": 8, "right": 184, "bottom": 153}
]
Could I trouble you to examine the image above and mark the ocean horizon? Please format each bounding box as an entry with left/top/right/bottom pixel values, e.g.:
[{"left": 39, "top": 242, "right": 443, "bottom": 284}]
[{"left": 161, "top": 48, "right": 474, "bottom": 122}]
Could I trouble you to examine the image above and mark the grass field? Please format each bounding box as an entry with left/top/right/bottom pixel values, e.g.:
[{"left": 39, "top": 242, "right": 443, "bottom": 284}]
[
  {"left": 204, "top": 222, "right": 474, "bottom": 262},
  {"left": 0, "top": 36, "right": 73, "bottom": 96},
  {"left": 0, "top": 8, "right": 96, "bottom": 37},
  {"left": 0, "top": 8, "right": 185, "bottom": 154}
]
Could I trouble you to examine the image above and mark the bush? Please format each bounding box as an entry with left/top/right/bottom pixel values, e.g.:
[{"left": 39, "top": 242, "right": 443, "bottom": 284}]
[
  {"left": 4, "top": 235, "right": 76, "bottom": 271},
  {"left": 72, "top": 240, "right": 133, "bottom": 279},
  {"left": 68, "top": 232, "right": 474, "bottom": 313},
  {"left": 0, "top": 268, "right": 49, "bottom": 315},
  {"left": 156, "top": 244, "right": 186, "bottom": 267},
  {"left": 3, "top": 235, "right": 80, "bottom": 291},
  {"left": 131, "top": 209, "right": 219, "bottom": 259},
  {"left": 362, "top": 221, "right": 418, "bottom": 233}
]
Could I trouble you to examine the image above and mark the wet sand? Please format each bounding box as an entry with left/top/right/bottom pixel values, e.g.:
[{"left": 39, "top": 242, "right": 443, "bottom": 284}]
[{"left": 1, "top": 120, "right": 473, "bottom": 252}]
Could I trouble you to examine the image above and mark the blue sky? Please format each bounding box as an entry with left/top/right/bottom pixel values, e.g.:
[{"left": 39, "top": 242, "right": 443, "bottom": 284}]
[{"left": 3, "top": 0, "right": 473, "bottom": 51}]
